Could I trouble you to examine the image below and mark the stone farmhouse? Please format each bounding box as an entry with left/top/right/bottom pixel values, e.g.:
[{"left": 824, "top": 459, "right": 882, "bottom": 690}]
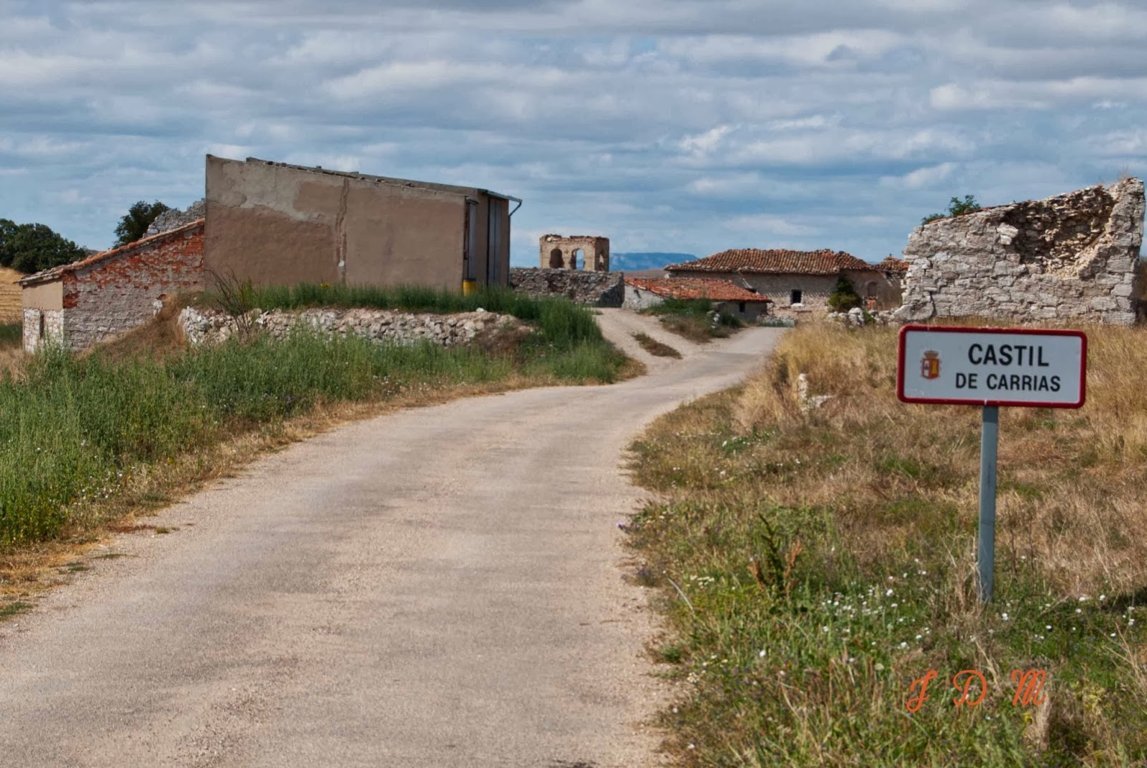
[
  {"left": 20, "top": 156, "right": 521, "bottom": 351},
  {"left": 666, "top": 249, "right": 899, "bottom": 316},
  {"left": 623, "top": 276, "right": 772, "bottom": 321}
]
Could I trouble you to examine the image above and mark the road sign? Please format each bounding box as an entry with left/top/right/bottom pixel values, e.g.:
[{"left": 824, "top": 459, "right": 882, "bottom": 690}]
[
  {"left": 897, "top": 325, "right": 1087, "bottom": 408},
  {"left": 895, "top": 324, "right": 1088, "bottom": 603}
]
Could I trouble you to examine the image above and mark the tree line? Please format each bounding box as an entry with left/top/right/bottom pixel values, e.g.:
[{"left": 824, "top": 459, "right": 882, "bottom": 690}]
[{"left": 0, "top": 200, "right": 170, "bottom": 275}]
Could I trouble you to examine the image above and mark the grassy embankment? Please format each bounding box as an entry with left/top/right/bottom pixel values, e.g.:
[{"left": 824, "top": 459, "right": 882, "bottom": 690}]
[
  {"left": 628, "top": 322, "right": 1147, "bottom": 766},
  {"left": 642, "top": 298, "right": 743, "bottom": 343},
  {"left": 0, "top": 285, "right": 625, "bottom": 563}
]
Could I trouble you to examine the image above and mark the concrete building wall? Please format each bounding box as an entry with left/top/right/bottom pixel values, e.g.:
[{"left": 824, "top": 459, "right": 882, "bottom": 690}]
[
  {"left": 205, "top": 156, "right": 508, "bottom": 291},
  {"left": 21, "top": 222, "right": 204, "bottom": 352}
]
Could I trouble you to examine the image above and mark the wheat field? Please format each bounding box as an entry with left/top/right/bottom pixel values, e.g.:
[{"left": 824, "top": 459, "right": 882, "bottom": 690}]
[{"left": 0, "top": 268, "right": 24, "bottom": 322}]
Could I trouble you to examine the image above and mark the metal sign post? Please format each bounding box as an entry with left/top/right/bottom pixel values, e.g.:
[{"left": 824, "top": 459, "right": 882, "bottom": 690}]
[
  {"left": 897, "top": 326, "right": 1087, "bottom": 604},
  {"left": 978, "top": 405, "right": 999, "bottom": 602}
]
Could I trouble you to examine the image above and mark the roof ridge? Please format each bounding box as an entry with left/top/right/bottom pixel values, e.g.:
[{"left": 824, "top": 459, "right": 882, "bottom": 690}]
[{"left": 20, "top": 218, "right": 205, "bottom": 286}]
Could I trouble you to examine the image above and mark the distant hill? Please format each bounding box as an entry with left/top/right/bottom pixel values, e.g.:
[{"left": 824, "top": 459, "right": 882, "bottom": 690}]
[{"left": 611, "top": 252, "right": 696, "bottom": 271}]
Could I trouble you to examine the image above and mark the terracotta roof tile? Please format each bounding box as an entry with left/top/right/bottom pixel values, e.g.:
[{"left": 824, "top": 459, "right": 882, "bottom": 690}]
[
  {"left": 876, "top": 255, "right": 910, "bottom": 274},
  {"left": 625, "top": 276, "right": 769, "bottom": 303},
  {"left": 666, "top": 248, "right": 872, "bottom": 276},
  {"left": 20, "top": 219, "right": 205, "bottom": 287}
]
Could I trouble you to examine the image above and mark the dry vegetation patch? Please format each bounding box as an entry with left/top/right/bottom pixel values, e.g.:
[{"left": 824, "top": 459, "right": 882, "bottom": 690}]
[
  {"left": 628, "top": 322, "right": 1147, "bottom": 766},
  {"left": 0, "top": 267, "right": 24, "bottom": 323}
]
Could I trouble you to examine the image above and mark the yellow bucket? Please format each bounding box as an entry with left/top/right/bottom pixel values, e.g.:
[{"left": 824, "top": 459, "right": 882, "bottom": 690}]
[{"left": 462, "top": 279, "right": 478, "bottom": 296}]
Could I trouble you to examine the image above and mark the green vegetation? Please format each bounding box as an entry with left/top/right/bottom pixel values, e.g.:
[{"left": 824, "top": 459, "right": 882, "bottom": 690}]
[
  {"left": 826, "top": 275, "right": 862, "bottom": 313},
  {"left": 628, "top": 323, "right": 1147, "bottom": 766},
  {"left": 0, "top": 218, "right": 87, "bottom": 274},
  {"left": 203, "top": 281, "right": 606, "bottom": 352},
  {"left": 0, "top": 322, "right": 22, "bottom": 348},
  {"left": 641, "top": 298, "right": 742, "bottom": 343},
  {"left": 0, "top": 288, "right": 624, "bottom": 547},
  {"left": 922, "top": 194, "right": 982, "bottom": 225},
  {"left": 114, "top": 200, "right": 171, "bottom": 245}
]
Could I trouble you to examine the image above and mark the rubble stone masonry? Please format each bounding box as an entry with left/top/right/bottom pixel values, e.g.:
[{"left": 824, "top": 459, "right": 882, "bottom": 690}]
[
  {"left": 509, "top": 267, "right": 624, "bottom": 306},
  {"left": 896, "top": 178, "right": 1144, "bottom": 325}
]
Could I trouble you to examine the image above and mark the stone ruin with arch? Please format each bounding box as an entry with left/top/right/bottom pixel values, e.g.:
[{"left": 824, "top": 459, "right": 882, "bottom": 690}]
[{"left": 539, "top": 234, "right": 610, "bottom": 272}]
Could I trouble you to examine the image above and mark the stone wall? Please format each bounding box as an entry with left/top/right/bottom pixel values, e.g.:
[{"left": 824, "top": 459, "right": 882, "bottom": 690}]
[
  {"left": 538, "top": 234, "right": 610, "bottom": 271},
  {"left": 146, "top": 199, "right": 206, "bottom": 237},
  {"left": 178, "top": 306, "right": 523, "bottom": 348},
  {"left": 896, "top": 179, "right": 1145, "bottom": 325},
  {"left": 62, "top": 222, "right": 206, "bottom": 350},
  {"left": 509, "top": 267, "right": 624, "bottom": 306},
  {"left": 22, "top": 308, "right": 64, "bottom": 352}
]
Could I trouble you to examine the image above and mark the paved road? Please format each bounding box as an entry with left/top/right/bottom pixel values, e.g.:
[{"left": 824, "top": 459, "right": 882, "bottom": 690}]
[{"left": 0, "top": 313, "right": 782, "bottom": 767}]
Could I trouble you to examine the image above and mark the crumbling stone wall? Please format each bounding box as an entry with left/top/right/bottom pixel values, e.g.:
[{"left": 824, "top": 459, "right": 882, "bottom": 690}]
[
  {"left": 179, "top": 307, "right": 522, "bottom": 348},
  {"left": 539, "top": 234, "right": 610, "bottom": 271},
  {"left": 146, "top": 199, "right": 206, "bottom": 237},
  {"left": 510, "top": 267, "right": 624, "bottom": 306},
  {"left": 896, "top": 179, "right": 1144, "bottom": 325}
]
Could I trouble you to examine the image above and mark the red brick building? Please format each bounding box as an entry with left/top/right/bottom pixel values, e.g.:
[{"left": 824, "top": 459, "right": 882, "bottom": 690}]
[{"left": 20, "top": 220, "right": 205, "bottom": 352}]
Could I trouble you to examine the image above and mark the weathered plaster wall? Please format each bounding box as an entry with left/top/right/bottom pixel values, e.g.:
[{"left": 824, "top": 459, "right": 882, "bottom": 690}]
[
  {"left": 896, "top": 179, "right": 1145, "bottom": 325},
  {"left": 538, "top": 234, "right": 610, "bottom": 271},
  {"left": 510, "top": 267, "right": 624, "bottom": 306},
  {"left": 205, "top": 156, "right": 507, "bottom": 291}
]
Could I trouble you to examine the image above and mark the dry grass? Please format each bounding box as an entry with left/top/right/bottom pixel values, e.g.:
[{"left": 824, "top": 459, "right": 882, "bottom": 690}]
[
  {"left": 633, "top": 332, "right": 682, "bottom": 359},
  {"left": 734, "top": 323, "right": 1147, "bottom": 597},
  {"left": 628, "top": 322, "right": 1147, "bottom": 766},
  {"left": 0, "top": 267, "right": 24, "bottom": 323}
]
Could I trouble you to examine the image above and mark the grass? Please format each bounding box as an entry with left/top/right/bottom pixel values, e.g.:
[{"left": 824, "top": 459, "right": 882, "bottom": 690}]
[
  {"left": 633, "top": 332, "right": 683, "bottom": 359},
  {"left": 0, "top": 287, "right": 626, "bottom": 553},
  {"left": 641, "top": 298, "right": 743, "bottom": 343},
  {"left": 627, "top": 322, "right": 1147, "bottom": 766}
]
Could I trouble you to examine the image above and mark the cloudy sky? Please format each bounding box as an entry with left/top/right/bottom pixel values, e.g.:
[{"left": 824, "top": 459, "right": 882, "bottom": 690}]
[{"left": 3, "top": 0, "right": 1146, "bottom": 265}]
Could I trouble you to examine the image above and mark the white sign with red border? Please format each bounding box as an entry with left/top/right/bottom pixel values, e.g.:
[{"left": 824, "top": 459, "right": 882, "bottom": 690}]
[{"left": 897, "top": 325, "right": 1087, "bottom": 408}]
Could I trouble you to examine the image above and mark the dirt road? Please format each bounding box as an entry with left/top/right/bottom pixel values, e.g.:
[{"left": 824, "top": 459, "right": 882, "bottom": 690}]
[{"left": 0, "top": 312, "right": 782, "bottom": 767}]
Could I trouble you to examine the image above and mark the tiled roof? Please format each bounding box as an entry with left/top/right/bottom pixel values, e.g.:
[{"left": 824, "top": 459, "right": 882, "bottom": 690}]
[
  {"left": 876, "top": 255, "right": 910, "bottom": 274},
  {"left": 20, "top": 219, "right": 205, "bottom": 287},
  {"left": 625, "top": 276, "right": 769, "bottom": 303},
  {"left": 666, "top": 248, "right": 872, "bottom": 276}
]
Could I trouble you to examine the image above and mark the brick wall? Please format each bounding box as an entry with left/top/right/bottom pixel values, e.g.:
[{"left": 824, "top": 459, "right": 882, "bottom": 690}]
[{"left": 23, "top": 221, "right": 206, "bottom": 352}]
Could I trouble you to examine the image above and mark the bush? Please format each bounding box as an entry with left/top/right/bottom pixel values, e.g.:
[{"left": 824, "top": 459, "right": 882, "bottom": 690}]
[{"left": 826, "top": 275, "right": 862, "bottom": 312}]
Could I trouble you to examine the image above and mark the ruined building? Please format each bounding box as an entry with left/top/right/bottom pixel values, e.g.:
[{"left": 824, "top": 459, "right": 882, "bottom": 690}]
[
  {"left": 539, "top": 235, "right": 610, "bottom": 271},
  {"left": 896, "top": 178, "right": 1144, "bottom": 325}
]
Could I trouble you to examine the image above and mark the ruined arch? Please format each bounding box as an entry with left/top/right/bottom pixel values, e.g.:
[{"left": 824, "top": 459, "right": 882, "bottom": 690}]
[{"left": 538, "top": 235, "right": 610, "bottom": 271}]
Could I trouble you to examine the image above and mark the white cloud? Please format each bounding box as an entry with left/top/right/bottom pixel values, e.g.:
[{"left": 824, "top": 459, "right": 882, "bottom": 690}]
[{"left": 0, "top": 0, "right": 1144, "bottom": 261}]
